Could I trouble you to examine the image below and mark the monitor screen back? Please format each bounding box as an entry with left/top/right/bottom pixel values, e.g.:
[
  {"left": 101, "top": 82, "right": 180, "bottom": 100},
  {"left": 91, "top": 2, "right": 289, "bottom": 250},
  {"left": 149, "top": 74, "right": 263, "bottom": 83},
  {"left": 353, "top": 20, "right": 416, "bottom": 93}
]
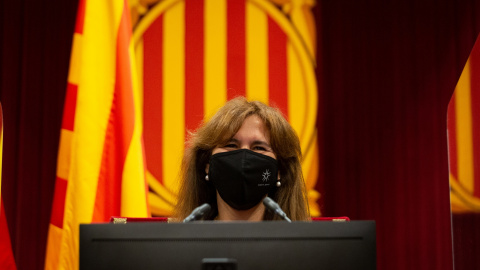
[{"left": 80, "top": 221, "right": 376, "bottom": 270}]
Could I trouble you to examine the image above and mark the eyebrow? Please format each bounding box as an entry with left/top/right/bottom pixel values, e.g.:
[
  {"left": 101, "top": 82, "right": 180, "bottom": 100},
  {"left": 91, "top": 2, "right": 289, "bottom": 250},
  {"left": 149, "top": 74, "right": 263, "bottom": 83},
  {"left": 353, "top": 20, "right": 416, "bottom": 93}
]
[{"left": 227, "top": 138, "right": 271, "bottom": 148}]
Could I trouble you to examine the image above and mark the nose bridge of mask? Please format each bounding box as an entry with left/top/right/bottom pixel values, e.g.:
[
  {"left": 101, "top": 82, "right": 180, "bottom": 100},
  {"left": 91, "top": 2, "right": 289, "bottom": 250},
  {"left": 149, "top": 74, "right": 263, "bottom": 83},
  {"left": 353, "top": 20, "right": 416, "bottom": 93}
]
[
  {"left": 238, "top": 150, "right": 249, "bottom": 199},
  {"left": 240, "top": 149, "right": 249, "bottom": 180}
]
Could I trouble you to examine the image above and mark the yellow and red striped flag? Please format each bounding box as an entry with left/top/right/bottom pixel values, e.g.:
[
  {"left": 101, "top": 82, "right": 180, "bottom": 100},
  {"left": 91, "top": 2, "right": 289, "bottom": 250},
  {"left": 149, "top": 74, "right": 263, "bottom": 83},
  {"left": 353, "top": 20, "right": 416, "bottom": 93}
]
[
  {"left": 133, "top": 0, "right": 320, "bottom": 217},
  {"left": 44, "top": 0, "right": 149, "bottom": 269},
  {"left": 0, "top": 103, "right": 16, "bottom": 270},
  {"left": 448, "top": 34, "right": 480, "bottom": 213}
]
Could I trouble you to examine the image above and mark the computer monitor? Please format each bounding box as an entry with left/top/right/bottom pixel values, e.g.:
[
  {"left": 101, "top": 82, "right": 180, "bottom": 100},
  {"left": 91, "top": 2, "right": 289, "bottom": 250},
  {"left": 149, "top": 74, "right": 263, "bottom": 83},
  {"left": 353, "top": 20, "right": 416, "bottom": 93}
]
[{"left": 80, "top": 221, "right": 376, "bottom": 270}]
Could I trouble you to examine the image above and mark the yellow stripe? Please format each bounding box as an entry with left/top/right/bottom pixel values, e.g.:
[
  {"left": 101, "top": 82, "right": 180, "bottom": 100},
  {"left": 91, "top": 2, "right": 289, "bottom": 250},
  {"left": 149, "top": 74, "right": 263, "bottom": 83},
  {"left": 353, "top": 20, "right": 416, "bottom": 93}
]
[
  {"left": 68, "top": 0, "right": 123, "bottom": 225},
  {"left": 287, "top": 40, "right": 319, "bottom": 215},
  {"left": 52, "top": 2, "right": 125, "bottom": 270},
  {"left": 147, "top": 171, "right": 177, "bottom": 206},
  {"left": 251, "top": 0, "right": 317, "bottom": 154},
  {"left": 450, "top": 174, "right": 480, "bottom": 211},
  {"left": 450, "top": 191, "right": 470, "bottom": 213},
  {"left": 303, "top": 135, "right": 320, "bottom": 216},
  {"left": 132, "top": 0, "right": 179, "bottom": 46},
  {"left": 303, "top": 7, "right": 317, "bottom": 59},
  {"left": 162, "top": 1, "right": 184, "bottom": 196},
  {"left": 302, "top": 131, "right": 316, "bottom": 189},
  {"left": 249, "top": 0, "right": 319, "bottom": 214},
  {"left": 148, "top": 190, "right": 175, "bottom": 216},
  {"left": 287, "top": 41, "right": 307, "bottom": 136},
  {"left": 56, "top": 129, "right": 73, "bottom": 180},
  {"left": 204, "top": 0, "right": 227, "bottom": 118},
  {"left": 246, "top": 1, "right": 269, "bottom": 104},
  {"left": 121, "top": 36, "right": 149, "bottom": 217},
  {"left": 290, "top": 4, "right": 315, "bottom": 61},
  {"left": 455, "top": 59, "right": 474, "bottom": 194},
  {"left": 44, "top": 224, "right": 62, "bottom": 270},
  {"left": 67, "top": 34, "right": 82, "bottom": 85}
]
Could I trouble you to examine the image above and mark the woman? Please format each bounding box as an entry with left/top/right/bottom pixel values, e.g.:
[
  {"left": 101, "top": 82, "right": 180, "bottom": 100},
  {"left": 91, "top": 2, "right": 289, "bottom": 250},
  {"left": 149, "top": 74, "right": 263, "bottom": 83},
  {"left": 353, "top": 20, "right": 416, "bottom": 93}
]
[{"left": 174, "top": 97, "right": 310, "bottom": 221}]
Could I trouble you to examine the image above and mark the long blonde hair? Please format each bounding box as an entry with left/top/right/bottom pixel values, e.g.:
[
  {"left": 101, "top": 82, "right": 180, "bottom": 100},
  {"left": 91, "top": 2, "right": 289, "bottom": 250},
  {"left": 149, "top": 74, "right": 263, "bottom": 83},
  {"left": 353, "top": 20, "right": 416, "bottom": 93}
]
[{"left": 174, "top": 97, "right": 310, "bottom": 221}]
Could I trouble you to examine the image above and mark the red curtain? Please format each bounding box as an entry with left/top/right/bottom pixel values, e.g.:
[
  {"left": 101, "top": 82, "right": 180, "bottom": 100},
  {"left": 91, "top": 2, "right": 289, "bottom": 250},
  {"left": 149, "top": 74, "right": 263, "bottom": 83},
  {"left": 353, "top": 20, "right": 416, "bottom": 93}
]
[
  {"left": 316, "top": 1, "right": 480, "bottom": 269},
  {"left": 452, "top": 213, "right": 480, "bottom": 269},
  {"left": 0, "top": 0, "right": 479, "bottom": 269},
  {"left": 0, "top": 1, "right": 77, "bottom": 269}
]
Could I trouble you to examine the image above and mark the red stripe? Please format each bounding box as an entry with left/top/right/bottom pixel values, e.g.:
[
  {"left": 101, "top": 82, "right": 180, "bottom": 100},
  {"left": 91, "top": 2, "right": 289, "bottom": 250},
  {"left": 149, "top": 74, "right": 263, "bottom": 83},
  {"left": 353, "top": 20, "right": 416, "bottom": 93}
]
[
  {"left": 50, "top": 177, "right": 68, "bottom": 228},
  {"left": 75, "top": 0, "right": 86, "bottom": 34},
  {"left": 267, "top": 17, "right": 288, "bottom": 118},
  {"left": 447, "top": 94, "right": 458, "bottom": 181},
  {"left": 62, "top": 83, "right": 77, "bottom": 131},
  {"left": 0, "top": 199, "right": 16, "bottom": 269},
  {"left": 143, "top": 14, "right": 164, "bottom": 185},
  {"left": 92, "top": 2, "right": 134, "bottom": 222},
  {"left": 185, "top": 0, "right": 204, "bottom": 133},
  {"left": 469, "top": 38, "right": 480, "bottom": 198},
  {"left": 227, "top": 0, "right": 246, "bottom": 99}
]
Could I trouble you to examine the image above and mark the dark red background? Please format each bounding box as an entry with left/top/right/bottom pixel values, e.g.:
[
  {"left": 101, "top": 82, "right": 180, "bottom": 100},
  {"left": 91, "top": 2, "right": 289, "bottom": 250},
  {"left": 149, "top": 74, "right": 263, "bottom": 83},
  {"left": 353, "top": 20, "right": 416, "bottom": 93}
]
[{"left": 1, "top": 0, "right": 479, "bottom": 269}]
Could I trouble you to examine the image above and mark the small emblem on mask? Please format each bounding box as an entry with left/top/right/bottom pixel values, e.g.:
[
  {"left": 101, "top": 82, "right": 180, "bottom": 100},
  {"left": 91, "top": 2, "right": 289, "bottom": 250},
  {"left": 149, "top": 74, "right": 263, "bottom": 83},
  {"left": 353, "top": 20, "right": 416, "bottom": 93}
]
[{"left": 262, "top": 169, "right": 271, "bottom": 182}]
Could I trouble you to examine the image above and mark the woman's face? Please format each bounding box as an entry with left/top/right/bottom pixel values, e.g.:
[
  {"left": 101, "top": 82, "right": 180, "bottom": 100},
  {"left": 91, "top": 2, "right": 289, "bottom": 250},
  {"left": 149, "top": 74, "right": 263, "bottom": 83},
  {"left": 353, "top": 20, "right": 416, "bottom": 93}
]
[
  {"left": 211, "top": 114, "right": 276, "bottom": 159},
  {"left": 207, "top": 114, "right": 278, "bottom": 220}
]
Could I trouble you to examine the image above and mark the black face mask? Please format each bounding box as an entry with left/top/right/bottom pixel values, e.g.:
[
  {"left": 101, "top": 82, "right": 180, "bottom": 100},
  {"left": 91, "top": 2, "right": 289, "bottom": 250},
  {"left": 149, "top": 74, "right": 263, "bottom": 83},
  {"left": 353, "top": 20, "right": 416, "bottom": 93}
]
[{"left": 208, "top": 149, "right": 278, "bottom": 210}]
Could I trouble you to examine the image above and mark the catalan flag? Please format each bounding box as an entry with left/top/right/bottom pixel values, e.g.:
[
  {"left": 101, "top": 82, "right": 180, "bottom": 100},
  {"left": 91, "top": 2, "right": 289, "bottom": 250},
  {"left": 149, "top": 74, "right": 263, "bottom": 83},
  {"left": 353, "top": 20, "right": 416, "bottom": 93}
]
[
  {"left": 44, "top": 0, "right": 149, "bottom": 269},
  {"left": 133, "top": 0, "right": 320, "bottom": 216},
  {"left": 0, "top": 103, "right": 16, "bottom": 270},
  {"left": 448, "top": 34, "right": 480, "bottom": 213}
]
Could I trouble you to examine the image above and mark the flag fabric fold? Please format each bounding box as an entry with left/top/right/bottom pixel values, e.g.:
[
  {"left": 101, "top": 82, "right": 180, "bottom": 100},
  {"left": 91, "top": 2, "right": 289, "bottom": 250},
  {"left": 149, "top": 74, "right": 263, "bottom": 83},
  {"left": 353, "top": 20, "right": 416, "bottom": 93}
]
[
  {"left": 44, "top": 0, "right": 149, "bottom": 269},
  {"left": 0, "top": 202, "right": 16, "bottom": 270},
  {"left": 448, "top": 34, "right": 480, "bottom": 213},
  {"left": 0, "top": 103, "right": 17, "bottom": 270}
]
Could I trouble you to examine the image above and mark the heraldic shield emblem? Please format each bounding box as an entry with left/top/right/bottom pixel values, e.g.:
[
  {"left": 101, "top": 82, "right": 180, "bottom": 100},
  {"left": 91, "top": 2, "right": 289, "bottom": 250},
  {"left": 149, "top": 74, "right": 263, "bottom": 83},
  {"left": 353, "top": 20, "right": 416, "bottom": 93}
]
[{"left": 131, "top": 0, "right": 320, "bottom": 216}]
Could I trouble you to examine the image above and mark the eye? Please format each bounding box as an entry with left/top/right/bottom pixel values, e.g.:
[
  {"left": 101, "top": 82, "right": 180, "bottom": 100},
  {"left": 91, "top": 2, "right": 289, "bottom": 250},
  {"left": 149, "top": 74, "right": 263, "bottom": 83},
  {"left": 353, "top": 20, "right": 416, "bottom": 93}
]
[
  {"left": 224, "top": 143, "right": 237, "bottom": 148},
  {"left": 253, "top": 146, "right": 267, "bottom": 151}
]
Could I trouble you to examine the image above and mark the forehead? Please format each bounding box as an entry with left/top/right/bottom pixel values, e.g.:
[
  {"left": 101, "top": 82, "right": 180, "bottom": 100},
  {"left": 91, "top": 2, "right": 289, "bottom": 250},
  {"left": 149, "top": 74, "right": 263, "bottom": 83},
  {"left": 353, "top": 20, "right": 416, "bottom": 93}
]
[{"left": 232, "top": 115, "right": 270, "bottom": 141}]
